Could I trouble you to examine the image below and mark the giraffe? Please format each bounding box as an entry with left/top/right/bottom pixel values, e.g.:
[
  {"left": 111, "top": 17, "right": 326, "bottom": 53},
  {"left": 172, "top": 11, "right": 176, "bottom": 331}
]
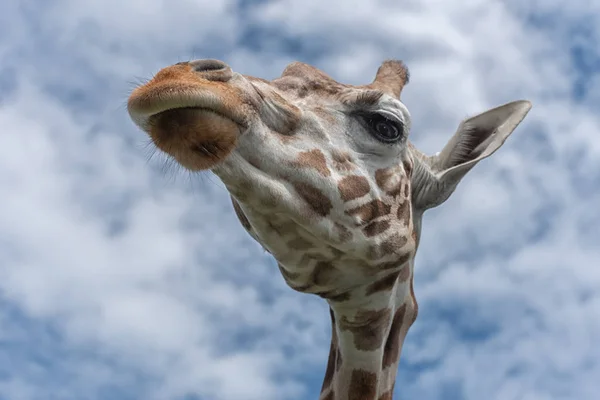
[{"left": 127, "top": 58, "right": 531, "bottom": 400}]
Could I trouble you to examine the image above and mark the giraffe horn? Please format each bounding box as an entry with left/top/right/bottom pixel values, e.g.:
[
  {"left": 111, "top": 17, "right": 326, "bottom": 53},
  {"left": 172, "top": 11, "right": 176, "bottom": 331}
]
[{"left": 371, "top": 60, "right": 410, "bottom": 98}]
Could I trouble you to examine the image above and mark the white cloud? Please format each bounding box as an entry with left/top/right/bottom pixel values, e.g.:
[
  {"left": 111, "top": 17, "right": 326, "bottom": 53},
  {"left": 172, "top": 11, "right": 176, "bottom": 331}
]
[{"left": 0, "top": 0, "right": 598, "bottom": 399}]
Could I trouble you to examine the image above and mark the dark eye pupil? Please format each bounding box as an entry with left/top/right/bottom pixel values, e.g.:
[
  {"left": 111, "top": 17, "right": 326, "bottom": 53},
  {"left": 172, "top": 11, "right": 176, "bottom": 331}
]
[{"left": 375, "top": 121, "right": 396, "bottom": 138}]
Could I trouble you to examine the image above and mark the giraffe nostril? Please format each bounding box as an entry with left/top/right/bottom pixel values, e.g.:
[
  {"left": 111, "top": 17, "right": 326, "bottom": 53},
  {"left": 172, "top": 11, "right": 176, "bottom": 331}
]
[
  {"left": 188, "top": 59, "right": 233, "bottom": 82},
  {"left": 189, "top": 59, "right": 229, "bottom": 73}
]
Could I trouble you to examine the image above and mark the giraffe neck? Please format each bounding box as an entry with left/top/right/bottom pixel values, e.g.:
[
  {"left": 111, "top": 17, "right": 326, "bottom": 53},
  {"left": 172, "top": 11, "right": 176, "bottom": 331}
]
[{"left": 318, "top": 267, "right": 418, "bottom": 400}]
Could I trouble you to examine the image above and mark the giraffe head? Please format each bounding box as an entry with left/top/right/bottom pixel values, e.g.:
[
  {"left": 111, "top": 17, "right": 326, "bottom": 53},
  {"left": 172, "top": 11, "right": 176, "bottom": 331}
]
[
  {"left": 128, "top": 58, "right": 531, "bottom": 399},
  {"left": 128, "top": 58, "right": 530, "bottom": 302}
]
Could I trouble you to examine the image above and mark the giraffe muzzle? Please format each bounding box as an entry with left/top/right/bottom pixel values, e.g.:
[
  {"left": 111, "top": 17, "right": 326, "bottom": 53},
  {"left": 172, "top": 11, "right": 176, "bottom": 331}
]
[{"left": 127, "top": 59, "right": 252, "bottom": 170}]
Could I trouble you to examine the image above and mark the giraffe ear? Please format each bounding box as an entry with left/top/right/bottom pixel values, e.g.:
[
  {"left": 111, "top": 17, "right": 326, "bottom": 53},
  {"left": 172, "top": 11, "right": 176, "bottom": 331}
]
[{"left": 411, "top": 100, "right": 532, "bottom": 211}]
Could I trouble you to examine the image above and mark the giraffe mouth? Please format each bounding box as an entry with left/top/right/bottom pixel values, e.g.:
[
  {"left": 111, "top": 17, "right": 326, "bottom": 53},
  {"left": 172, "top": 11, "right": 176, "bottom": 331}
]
[
  {"left": 127, "top": 76, "right": 250, "bottom": 171},
  {"left": 127, "top": 87, "right": 245, "bottom": 171}
]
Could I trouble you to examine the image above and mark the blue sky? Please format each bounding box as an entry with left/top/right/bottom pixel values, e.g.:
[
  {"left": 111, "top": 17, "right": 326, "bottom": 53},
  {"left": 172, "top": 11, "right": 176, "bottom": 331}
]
[{"left": 1, "top": 0, "right": 599, "bottom": 399}]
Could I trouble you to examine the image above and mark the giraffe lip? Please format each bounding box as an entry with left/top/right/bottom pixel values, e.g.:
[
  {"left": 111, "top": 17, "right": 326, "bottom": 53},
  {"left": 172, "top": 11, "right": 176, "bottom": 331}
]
[
  {"left": 127, "top": 85, "right": 247, "bottom": 132},
  {"left": 151, "top": 106, "right": 231, "bottom": 125}
]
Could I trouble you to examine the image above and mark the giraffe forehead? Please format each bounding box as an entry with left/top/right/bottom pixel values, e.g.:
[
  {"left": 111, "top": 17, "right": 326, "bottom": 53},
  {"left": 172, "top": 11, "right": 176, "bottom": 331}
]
[
  {"left": 279, "top": 61, "right": 344, "bottom": 89},
  {"left": 266, "top": 61, "right": 369, "bottom": 103}
]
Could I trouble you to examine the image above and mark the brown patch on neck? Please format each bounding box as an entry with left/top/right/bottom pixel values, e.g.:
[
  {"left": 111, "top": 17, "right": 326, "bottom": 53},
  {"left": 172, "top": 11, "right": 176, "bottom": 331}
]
[
  {"left": 363, "top": 220, "right": 391, "bottom": 237},
  {"left": 319, "top": 290, "right": 352, "bottom": 303},
  {"left": 382, "top": 304, "right": 407, "bottom": 368},
  {"left": 367, "top": 233, "right": 410, "bottom": 261},
  {"left": 365, "top": 272, "right": 399, "bottom": 296},
  {"left": 311, "top": 262, "right": 338, "bottom": 286},
  {"left": 321, "top": 309, "right": 339, "bottom": 394},
  {"left": 278, "top": 263, "right": 301, "bottom": 281},
  {"left": 378, "top": 252, "right": 413, "bottom": 270},
  {"left": 331, "top": 150, "right": 356, "bottom": 172},
  {"left": 295, "top": 149, "right": 331, "bottom": 177},
  {"left": 397, "top": 201, "right": 411, "bottom": 225},
  {"left": 347, "top": 200, "right": 391, "bottom": 225},
  {"left": 339, "top": 308, "right": 391, "bottom": 351},
  {"left": 334, "top": 223, "right": 352, "bottom": 243},
  {"left": 348, "top": 369, "right": 378, "bottom": 400},
  {"left": 383, "top": 233, "right": 409, "bottom": 256},
  {"left": 292, "top": 182, "right": 333, "bottom": 216},
  {"left": 402, "top": 159, "right": 413, "bottom": 177},
  {"left": 375, "top": 167, "right": 404, "bottom": 197},
  {"left": 338, "top": 175, "right": 371, "bottom": 201}
]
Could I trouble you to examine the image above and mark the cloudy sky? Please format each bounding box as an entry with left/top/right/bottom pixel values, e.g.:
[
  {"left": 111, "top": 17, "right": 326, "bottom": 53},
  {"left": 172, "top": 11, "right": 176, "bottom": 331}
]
[{"left": 1, "top": 0, "right": 599, "bottom": 399}]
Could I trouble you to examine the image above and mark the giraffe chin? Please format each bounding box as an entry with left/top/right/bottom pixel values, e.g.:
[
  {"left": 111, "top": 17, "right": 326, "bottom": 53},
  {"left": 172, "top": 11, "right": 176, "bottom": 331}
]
[{"left": 148, "top": 107, "right": 240, "bottom": 171}]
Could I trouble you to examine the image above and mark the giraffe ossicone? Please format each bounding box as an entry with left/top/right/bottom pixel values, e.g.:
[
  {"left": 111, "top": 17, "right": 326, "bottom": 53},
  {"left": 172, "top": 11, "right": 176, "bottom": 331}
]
[{"left": 128, "top": 58, "right": 531, "bottom": 400}]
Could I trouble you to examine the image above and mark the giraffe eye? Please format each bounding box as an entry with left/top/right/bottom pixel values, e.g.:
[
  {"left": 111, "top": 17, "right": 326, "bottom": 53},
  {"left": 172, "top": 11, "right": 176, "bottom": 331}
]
[{"left": 362, "top": 113, "right": 404, "bottom": 143}]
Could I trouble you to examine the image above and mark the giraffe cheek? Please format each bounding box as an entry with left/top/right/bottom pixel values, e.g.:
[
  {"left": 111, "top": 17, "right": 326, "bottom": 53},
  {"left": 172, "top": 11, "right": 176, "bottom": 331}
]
[{"left": 148, "top": 108, "right": 240, "bottom": 171}]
